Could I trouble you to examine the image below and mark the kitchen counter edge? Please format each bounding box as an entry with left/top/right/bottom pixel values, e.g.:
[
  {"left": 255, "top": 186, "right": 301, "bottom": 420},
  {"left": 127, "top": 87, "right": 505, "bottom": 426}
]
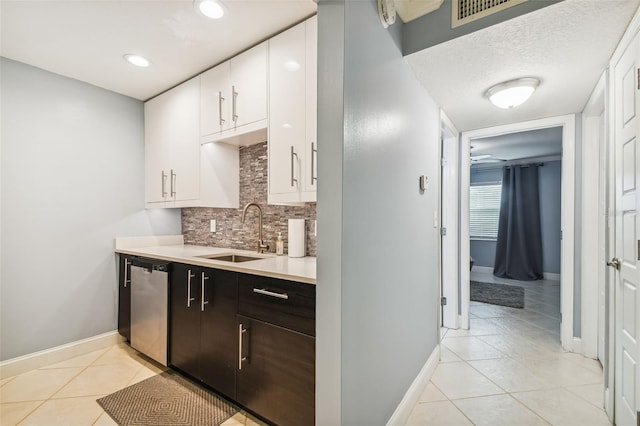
[{"left": 115, "top": 244, "right": 316, "bottom": 285}]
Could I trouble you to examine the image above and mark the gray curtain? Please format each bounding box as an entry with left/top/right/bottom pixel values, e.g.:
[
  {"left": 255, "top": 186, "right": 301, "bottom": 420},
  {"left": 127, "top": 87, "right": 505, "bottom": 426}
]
[{"left": 493, "top": 164, "right": 544, "bottom": 281}]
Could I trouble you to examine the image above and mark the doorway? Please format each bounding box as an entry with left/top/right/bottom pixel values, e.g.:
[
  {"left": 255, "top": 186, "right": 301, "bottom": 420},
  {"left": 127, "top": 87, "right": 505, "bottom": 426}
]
[
  {"left": 468, "top": 127, "right": 563, "bottom": 342},
  {"left": 457, "top": 115, "right": 577, "bottom": 352}
]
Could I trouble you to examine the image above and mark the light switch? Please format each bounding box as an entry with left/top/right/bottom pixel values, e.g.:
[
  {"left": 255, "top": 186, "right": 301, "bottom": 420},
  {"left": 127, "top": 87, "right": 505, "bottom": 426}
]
[
  {"left": 419, "top": 175, "right": 429, "bottom": 191},
  {"left": 210, "top": 220, "right": 216, "bottom": 233}
]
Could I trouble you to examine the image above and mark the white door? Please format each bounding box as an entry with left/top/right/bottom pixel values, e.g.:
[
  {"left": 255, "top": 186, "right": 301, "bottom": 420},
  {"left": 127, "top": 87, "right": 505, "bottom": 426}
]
[{"left": 613, "top": 30, "right": 640, "bottom": 426}]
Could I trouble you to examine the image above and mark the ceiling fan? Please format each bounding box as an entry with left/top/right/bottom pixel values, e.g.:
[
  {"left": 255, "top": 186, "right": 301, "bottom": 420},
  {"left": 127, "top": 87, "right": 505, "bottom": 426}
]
[{"left": 470, "top": 153, "right": 507, "bottom": 164}]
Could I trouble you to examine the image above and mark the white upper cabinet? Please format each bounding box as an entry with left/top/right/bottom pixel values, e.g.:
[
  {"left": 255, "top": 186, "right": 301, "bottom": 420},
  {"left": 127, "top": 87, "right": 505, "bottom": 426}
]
[
  {"left": 200, "top": 61, "right": 231, "bottom": 136},
  {"left": 304, "top": 16, "right": 318, "bottom": 197},
  {"left": 145, "top": 77, "right": 200, "bottom": 206},
  {"left": 268, "top": 16, "right": 318, "bottom": 204},
  {"left": 230, "top": 43, "right": 268, "bottom": 128},
  {"left": 145, "top": 76, "right": 239, "bottom": 209},
  {"left": 201, "top": 42, "right": 268, "bottom": 144}
]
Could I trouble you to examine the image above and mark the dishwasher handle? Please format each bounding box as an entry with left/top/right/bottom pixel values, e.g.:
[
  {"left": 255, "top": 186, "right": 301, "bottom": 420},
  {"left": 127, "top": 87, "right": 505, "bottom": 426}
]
[{"left": 130, "top": 257, "right": 171, "bottom": 273}]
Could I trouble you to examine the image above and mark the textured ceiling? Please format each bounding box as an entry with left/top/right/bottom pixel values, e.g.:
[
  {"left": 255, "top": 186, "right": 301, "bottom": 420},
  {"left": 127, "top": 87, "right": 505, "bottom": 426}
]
[
  {"left": 406, "top": 0, "right": 639, "bottom": 132},
  {"left": 0, "top": 0, "right": 317, "bottom": 100},
  {"left": 471, "top": 127, "right": 563, "bottom": 162}
]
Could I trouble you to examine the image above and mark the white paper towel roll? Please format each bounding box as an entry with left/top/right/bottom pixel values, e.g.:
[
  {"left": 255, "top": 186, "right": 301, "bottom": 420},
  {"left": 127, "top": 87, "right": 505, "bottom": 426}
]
[{"left": 288, "top": 218, "right": 306, "bottom": 258}]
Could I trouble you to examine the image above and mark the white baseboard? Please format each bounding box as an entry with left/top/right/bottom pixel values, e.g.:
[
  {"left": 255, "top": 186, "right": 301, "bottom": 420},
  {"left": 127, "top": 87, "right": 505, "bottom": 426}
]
[
  {"left": 386, "top": 344, "right": 440, "bottom": 426},
  {"left": 572, "top": 337, "right": 583, "bottom": 354},
  {"left": 0, "top": 331, "right": 125, "bottom": 379},
  {"left": 543, "top": 272, "right": 561, "bottom": 281},
  {"left": 471, "top": 267, "right": 561, "bottom": 282},
  {"left": 472, "top": 266, "right": 493, "bottom": 274}
]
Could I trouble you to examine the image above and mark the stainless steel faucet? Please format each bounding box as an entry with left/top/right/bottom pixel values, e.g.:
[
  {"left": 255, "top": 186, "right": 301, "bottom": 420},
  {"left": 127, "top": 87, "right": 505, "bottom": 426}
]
[{"left": 241, "top": 202, "right": 269, "bottom": 254}]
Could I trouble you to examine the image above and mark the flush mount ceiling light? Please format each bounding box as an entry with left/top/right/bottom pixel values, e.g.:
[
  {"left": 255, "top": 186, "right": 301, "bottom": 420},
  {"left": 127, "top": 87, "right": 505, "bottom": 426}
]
[
  {"left": 123, "top": 54, "right": 150, "bottom": 67},
  {"left": 195, "top": 0, "right": 225, "bottom": 19},
  {"left": 486, "top": 78, "right": 540, "bottom": 109}
]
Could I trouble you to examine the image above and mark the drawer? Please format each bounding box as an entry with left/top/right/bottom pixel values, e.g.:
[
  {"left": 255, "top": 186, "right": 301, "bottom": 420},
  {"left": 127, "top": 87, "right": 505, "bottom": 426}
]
[{"left": 238, "top": 274, "right": 315, "bottom": 336}]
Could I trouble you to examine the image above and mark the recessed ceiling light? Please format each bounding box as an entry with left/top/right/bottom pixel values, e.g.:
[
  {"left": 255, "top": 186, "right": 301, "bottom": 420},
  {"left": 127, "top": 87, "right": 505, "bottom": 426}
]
[
  {"left": 471, "top": 154, "right": 492, "bottom": 161},
  {"left": 123, "top": 54, "right": 150, "bottom": 68},
  {"left": 486, "top": 78, "right": 539, "bottom": 109},
  {"left": 196, "top": 0, "right": 225, "bottom": 19}
]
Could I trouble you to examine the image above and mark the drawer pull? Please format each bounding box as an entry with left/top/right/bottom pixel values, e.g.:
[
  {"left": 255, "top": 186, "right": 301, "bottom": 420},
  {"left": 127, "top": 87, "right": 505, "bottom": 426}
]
[{"left": 253, "top": 288, "right": 289, "bottom": 300}]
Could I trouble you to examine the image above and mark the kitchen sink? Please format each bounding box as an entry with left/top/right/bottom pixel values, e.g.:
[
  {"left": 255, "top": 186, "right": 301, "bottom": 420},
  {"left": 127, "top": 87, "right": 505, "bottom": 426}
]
[{"left": 200, "top": 254, "right": 264, "bottom": 263}]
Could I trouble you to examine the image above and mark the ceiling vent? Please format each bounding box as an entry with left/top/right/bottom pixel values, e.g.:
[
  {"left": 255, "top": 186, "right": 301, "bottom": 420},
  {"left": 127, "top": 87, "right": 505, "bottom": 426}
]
[{"left": 452, "top": 0, "right": 528, "bottom": 28}]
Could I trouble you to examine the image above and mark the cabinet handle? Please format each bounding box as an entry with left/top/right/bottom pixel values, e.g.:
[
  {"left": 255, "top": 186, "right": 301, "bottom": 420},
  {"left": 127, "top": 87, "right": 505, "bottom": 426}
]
[
  {"left": 238, "top": 323, "right": 248, "bottom": 370},
  {"left": 201, "top": 272, "right": 209, "bottom": 311},
  {"left": 218, "top": 91, "right": 225, "bottom": 126},
  {"left": 161, "top": 171, "right": 167, "bottom": 198},
  {"left": 232, "top": 86, "right": 238, "bottom": 123},
  {"left": 123, "top": 259, "right": 131, "bottom": 288},
  {"left": 311, "top": 142, "right": 317, "bottom": 185},
  {"left": 253, "top": 288, "right": 289, "bottom": 300},
  {"left": 170, "top": 169, "right": 176, "bottom": 197},
  {"left": 290, "top": 146, "right": 298, "bottom": 187},
  {"left": 186, "top": 270, "right": 195, "bottom": 307}
]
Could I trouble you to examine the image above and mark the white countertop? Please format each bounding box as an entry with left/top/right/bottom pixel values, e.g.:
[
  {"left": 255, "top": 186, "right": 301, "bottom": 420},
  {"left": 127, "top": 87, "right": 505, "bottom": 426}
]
[{"left": 114, "top": 236, "right": 316, "bottom": 284}]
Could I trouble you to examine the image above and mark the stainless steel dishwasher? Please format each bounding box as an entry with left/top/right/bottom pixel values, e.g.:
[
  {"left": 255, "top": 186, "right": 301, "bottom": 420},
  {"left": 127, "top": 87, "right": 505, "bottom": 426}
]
[{"left": 130, "top": 257, "right": 170, "bottom": 366}]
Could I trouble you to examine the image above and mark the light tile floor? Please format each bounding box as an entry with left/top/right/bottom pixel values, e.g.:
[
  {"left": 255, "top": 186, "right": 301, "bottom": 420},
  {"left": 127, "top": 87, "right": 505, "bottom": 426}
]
[
  {"left": 0, "top": 272, "right": 609, "bottom": 426},
  {"left": 406, "top": 272, "right": 610, "bottom": 426},
  {"left": 0, "top": 343, "right": 267, "bottom": 425}
]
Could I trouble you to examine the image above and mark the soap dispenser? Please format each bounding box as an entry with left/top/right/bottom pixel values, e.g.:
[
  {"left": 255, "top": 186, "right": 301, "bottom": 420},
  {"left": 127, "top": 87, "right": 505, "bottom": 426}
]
[{"left": 276, "top": 232, "right": 284, "bottom": 256}]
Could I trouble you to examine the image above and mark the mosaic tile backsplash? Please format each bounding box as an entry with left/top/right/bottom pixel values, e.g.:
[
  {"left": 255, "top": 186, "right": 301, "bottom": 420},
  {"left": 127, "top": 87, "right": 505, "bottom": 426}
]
[{"left": 182, "top": 142, "right": 317, "bottom": 256}]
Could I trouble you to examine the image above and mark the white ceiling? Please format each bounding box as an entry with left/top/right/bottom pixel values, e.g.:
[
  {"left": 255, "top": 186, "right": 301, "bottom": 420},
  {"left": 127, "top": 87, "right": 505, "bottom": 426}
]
[
  {"left": 406, "top": 0, "right": 640, "bottom": 132},
  {"left": 471, "top": 127, "right": 563, "bottom": 162},
  {"left": 0, "top": 0, "right": 317, "bottom": 101}
]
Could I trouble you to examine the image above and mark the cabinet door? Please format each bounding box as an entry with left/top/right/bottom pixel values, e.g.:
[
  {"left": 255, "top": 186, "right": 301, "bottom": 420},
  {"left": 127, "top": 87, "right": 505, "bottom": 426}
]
[
  {"left": 230, "top": 42, "right": 267, "bottom": 128},
  {"left": 117, "top": 255, "right": 132, "bottom": 340},
  {"left": 268, "top": 23, "right": 307, "bottom": 200},
  {"left": 144, "top": 93, "right": 171, "bottom": 203},
  {"left": 199, "top": 268, "right": 238, "bottom": 399},
  {"left": 170, "top": 263, "right": 201, "bottom": 378},
  {"left": 167, "top": 77, "right": 200, "bottom": 203},
  {"left": 303, "top": 16, "right": 318, "bottom": 198},
  {"left": 201, "top": 62, "right": 231, "bottom": 137},
  {"left": 237, "top": 315, "right": 315, "bottom": 426}
]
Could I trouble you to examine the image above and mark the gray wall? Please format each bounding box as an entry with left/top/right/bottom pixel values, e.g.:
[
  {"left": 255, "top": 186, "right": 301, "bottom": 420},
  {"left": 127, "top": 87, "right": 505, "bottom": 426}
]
[
  {"left": 469, "top": 162, "right": 562, "bottom": 275},
  {"left": 539, "top": 161, "right": 562, "bottom": 274},
  {"left": 317, "top": 1, "right": 441, "bottom": 423},
  {"left": 0, "top": 58, "right": 181, "bottom": 361},
  {"left": 402, "top": 0, "right": 562, "bottom": 56}
]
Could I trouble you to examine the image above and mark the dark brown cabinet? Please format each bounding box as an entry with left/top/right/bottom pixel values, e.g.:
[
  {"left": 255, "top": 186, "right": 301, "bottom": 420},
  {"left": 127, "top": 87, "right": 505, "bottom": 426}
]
[
  {"left": 170, "top": 263, "right": 237, "bottom": 399},
  {"left": 237, "top": 275, "right": 316, "bottom": 426},
  {"left": 117, "top": 254, "right": 133, "bottom": 340}
]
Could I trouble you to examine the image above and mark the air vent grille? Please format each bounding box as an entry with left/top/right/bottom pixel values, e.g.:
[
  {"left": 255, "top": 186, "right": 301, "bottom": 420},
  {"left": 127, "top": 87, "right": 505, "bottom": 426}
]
[{"left": 452, "top": 0, "right": 527, "bottom": 28}]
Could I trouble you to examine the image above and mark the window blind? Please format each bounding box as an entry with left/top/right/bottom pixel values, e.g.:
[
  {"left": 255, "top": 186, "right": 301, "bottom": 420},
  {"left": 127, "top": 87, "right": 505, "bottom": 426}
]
[{"left": 470, "top": 183, "right": 502, "bottom": 240}]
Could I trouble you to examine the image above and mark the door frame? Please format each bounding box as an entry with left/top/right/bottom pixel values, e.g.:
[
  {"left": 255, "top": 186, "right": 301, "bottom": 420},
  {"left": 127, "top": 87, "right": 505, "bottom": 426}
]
[
  {"left": 459, "top": 115, "right": 576, "bottom": 352},
  {"left": 440, "top": 110, "right": 460, "bottom": 329},
  {"left": 581, "top": 72, "right": 608, "bottom": 361}
]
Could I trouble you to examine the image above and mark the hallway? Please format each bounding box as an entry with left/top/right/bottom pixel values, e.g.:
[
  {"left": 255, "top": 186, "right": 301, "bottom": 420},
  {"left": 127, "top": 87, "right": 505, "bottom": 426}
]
[{"left": 406, "top": 272, "right": 609, "bottom": 425}]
